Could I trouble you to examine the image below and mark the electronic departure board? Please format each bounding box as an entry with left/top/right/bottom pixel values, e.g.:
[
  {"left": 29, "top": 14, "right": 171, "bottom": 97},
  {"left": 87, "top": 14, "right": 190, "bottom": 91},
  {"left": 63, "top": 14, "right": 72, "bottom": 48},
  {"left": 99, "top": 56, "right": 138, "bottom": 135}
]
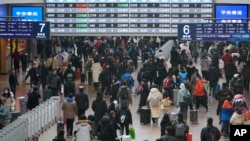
[
  {"left": 45, "top": 0, "right": 214, "bottom": 36},
  {"left": 0, "top": 21, "right": 51, "bottom": 39},
  {"left": 178, "top": 23, "right": 250, "bottom": 41}
]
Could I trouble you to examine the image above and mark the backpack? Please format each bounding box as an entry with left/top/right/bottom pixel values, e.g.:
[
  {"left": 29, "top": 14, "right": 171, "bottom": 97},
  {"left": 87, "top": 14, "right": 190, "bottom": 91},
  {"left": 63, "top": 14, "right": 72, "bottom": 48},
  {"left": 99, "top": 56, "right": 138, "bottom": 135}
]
[
  {"left": 85, "top": 60, "right": 92, "bottom": 71},
  {"left": 121, "top": 74, "right": 134, "bottom": 87},
  {"left": 120, "top": 87, "right": 129, "bottom": 100},
  {"left": 206, "top": 127, "right": 217, "bottom": 141},
  {"left": 151, "top": 94, "right": 159, "bottom": 107},
  {"left": 183, "top": 89, "right": 192, "bottom": 105},
  {"left": 163, "top": 78, "right": 173, "bottom": 89},
  {"left": 120, "top": 110, "right": 127, "bottom": 124},
  {"left": 99, "top": 122, "right": 111, "bottom": 139},
  {"left": 175, "top": 121, "right": 186, "bottom": 137}
]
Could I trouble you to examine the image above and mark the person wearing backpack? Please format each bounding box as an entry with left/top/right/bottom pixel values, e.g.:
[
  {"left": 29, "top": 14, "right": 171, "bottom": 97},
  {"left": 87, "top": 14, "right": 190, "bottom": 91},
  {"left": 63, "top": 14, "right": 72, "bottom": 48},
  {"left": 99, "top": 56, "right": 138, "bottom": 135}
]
[
  {"left": 214, "top": 83, "right": 233, "bottom": 124},
  {"left": 117, "top": 80, "right": 132, "bottom": 108},
  {"left": 147, "top": 87, "right": 163, "bottom": 126},
  {"left": 92, "top": 92, "right": 108, "bottom": 124},
  {"left": 117, "top": 103, "right": 133, "bottom": 136},
  {"left": 97, "top": 113, "right": 116, "bottom": 141},
  {"left": 200, "top": 117, "right": 221, "bottom": 141},
  {"left": 171, "top": 113, "right": 189, "bottom": 141},
  {"left": 157, "top": 125, "right": 177, "bottom": 141},
  {"left": 177, "top": 83, "right": 191, "bottom": 121}
]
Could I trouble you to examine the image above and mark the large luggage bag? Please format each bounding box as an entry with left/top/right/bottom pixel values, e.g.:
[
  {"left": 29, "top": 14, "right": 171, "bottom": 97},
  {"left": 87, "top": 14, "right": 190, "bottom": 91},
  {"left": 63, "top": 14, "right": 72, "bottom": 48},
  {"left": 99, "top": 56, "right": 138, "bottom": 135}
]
[
  {"left": 140, "top": 106, "right": 151, "bottom": 124},
  {"left": 190, "top": 109, "right": 198, "bottom": 124},
  {"left": 120, "top": 135, "right": 131, "bottom": 141},
  {"left": 57, "top": 120, "right": 64, "bottom": 132},
  {"left": 169, "top": 112, "right": 177, "bottom": 121},
  {"left": 173, "top": 89, "right": 178, "bottom": 105}
]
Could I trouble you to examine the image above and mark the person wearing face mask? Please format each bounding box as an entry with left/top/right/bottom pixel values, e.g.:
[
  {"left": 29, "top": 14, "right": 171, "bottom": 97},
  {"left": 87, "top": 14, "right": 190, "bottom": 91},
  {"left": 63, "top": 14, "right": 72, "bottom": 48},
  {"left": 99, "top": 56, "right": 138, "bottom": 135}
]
[{"left": 1, "top": 88, "right": 15, "bottom": 112}]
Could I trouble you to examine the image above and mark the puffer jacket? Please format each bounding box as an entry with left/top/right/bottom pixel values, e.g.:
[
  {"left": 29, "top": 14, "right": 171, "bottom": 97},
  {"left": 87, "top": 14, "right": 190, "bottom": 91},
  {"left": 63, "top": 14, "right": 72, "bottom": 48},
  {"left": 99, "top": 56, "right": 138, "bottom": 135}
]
[
  {"left": 221, "top": 100, "right": 234, "bottom": 121},
  {"left": 230, "top": 111, "right": 246, "bottom": 125}
]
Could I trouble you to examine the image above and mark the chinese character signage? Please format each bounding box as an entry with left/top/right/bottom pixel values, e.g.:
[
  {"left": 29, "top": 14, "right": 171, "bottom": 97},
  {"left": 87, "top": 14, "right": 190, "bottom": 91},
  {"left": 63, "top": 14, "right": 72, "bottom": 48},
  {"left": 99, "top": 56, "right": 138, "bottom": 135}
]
[
  {"left": 11, "top": 6, "right": 43, "bottom": 21},
  {"left": 215, "top": 5, "right": 248, "bottom": 23},
  {"left": 0, "top": 5, "right": 7, "bottom": 21}
]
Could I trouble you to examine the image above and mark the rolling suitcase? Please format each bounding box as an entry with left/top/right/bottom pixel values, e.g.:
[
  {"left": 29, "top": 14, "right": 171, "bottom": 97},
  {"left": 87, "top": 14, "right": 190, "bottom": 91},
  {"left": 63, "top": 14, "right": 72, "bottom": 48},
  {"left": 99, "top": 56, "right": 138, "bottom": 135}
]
[
  {"left": 173, "top": 89, "right": 178, "bottom": 105},
  {"left": 187, "top": 133, "right": 192, "bottom": 141},
  {"left": 190, "top": 109, "right": 198, "bottom": 124},
  {"left": 120, "top": 135, "right": 131, "bottom": 141},
  {"left": 140, "top": 106, "right": 151, "bottom": 124},
  {"left": 169, "top": 112, "right": 177, "bottom": 121},
  {"left": 57, "top": 120, "right": 64, "bottom": 132}
]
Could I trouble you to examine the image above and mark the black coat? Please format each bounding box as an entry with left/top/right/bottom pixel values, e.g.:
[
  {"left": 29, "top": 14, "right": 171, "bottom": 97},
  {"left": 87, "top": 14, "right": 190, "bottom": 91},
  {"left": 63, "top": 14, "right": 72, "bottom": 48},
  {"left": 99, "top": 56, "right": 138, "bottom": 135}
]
[
  {"left": 155, "top": 63, "right": 167, "bottom": 84},
  {"left": 224, "top": 62, "right": 237, "bottom": 77},
  {"left": 117, "top": 106, "right": 133, "bottom": 125},
  {"left": 92, "top": 95, "right": 107, "bottom": 123},
  {"left": 27, "top": 91, "right": 40, "bottom": 110},
  {"left": 200, "top": 125, "right": 221, "bottom": 141},
  {"left": 138, "top": 83, "right": 150, "bottom": 107},
  {"left": 207, "top": 66, "right": 220, "bottom": 83},
  {"left": 242, "top": 63, "right": 250, "bottom": 80},
  {"left": 9, "top": 73, "right": 18, "bottom": 86},
  {"left": 75, "top": 92, "right": 89, "bottom": 110},
  {"left": 97, "top": 118, "right": 116, "bottom": 141}
]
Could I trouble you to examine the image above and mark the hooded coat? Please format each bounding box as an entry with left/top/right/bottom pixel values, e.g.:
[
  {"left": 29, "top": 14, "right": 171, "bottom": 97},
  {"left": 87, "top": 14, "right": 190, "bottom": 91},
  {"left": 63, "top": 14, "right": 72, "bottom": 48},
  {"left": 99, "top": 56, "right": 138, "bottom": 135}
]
[
  {"left": 147, "top": 88, "right": 163, "bottom": 118},
  {"left": 62, "top": 97, "right": 78, "bottom": 119},
  {"left": 221, "top": 100, "right": 234, "bottom": 121},
  {"left": 75, "top": 120, "right": 92, "bottom": 141},
  {"left": 230, "top": 111, "right": 246, "bottom": 125},
  {"left": 92, "top": 93, "right": 107, "bottom": 123}
]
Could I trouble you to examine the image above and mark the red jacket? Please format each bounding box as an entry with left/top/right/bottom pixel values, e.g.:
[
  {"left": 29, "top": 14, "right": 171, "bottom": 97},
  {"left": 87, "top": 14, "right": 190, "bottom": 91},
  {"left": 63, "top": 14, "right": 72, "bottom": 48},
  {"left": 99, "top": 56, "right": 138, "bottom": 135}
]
[{"left": 222, "top": 53, "right": 233, "bottom": 66}]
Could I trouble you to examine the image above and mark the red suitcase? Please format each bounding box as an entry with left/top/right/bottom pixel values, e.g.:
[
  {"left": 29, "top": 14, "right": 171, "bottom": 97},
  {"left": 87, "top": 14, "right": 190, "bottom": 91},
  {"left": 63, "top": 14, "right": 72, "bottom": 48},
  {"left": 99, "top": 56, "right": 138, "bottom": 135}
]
[{"left": 187, "top": 133, "right": 192, "bottom": 141}]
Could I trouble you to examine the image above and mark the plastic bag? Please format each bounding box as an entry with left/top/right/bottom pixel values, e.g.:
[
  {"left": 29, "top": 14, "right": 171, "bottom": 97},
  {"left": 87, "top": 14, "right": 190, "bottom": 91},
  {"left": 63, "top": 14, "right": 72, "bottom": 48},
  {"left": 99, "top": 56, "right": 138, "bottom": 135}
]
[{"left": 129, "top": 125, "right": 135, "bottom": 139}]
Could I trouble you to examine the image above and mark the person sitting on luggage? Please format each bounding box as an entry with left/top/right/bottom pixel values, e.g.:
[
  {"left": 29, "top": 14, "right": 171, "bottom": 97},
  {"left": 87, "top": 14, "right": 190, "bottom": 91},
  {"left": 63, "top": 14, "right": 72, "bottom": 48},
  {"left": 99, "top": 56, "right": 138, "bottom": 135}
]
[
  {"left": 156, "top": 126, "right": 177, "bottom": 141},
  {"left": 171, "top": 113, "right": 189, "bottom": 141},
  {"left": 200, "top": 117, "right": 221, "bottom": 141},
  {"left": 74, "top": 115, "right": 92, "bottom": 141},
  {"left": 53, "top": 129, "right": 66, "bottom": 141},
  {"left": 160, "top": 113, "right": 171, "bottom": 136}
]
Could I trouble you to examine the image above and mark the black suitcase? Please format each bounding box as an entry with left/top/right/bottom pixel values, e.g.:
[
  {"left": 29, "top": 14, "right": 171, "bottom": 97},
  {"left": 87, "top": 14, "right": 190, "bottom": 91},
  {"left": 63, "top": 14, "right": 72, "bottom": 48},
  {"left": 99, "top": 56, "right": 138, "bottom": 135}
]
[
  {"left": 190, "top": 109, "right": 198, "bottom": 124},
  {"left": 140, "top": 106, "right": 151, "bottom": 124},
  {"left": 57, "top": 120, "right": 64, "bottom": 131}
]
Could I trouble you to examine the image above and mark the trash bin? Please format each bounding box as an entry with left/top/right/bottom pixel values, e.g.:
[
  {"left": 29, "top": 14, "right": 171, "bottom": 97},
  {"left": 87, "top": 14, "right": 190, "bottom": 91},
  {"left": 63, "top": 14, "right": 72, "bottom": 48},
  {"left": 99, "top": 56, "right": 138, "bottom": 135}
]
[{"left": 18, "top": 97, "right": 27, "bottom": 114}]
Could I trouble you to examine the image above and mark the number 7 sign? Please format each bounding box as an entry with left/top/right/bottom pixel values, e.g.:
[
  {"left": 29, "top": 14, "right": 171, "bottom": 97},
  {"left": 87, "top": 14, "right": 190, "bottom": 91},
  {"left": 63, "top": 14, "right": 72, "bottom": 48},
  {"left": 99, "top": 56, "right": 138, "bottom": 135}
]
[{"left": 32, "top": 22, "right": 51, "bottom": 39}]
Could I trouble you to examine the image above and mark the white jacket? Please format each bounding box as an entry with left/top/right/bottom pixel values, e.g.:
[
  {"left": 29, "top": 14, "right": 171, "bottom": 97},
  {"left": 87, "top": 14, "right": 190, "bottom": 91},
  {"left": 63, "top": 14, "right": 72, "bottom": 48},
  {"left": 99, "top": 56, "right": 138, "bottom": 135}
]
[
  {"left": 75, "top": 120, "right": 92, "bottom": 141},
  {"left": 91, "top": 63, "right": 102, "bottom": 83}
]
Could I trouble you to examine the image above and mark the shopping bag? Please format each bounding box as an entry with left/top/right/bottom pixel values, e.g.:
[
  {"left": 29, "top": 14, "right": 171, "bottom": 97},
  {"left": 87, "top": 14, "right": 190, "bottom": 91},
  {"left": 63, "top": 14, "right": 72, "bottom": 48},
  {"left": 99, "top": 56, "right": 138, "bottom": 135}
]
[
  {"left": 245, "top": 111, "right": 250, "bottom": 121},
  {"left": 129, "top": 125, "right": 135, "bottom": 139},
  {"left": 162, "top": 98, "right": 171, "bottom": 109}
]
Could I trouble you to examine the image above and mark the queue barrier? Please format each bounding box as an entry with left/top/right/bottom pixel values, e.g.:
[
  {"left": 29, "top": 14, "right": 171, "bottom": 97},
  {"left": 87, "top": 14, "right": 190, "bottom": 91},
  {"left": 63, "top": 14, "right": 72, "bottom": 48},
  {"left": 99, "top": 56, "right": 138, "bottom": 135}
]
[{"left": 0, "top": 96, "right": 61, "bottom": 141}]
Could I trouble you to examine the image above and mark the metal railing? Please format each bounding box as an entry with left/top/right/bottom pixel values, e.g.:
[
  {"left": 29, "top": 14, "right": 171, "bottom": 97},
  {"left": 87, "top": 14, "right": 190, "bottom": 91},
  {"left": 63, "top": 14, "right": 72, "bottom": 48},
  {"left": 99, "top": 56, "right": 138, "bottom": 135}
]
[{"left": 0, "top": 96, "right": 60, "bottom": 141}]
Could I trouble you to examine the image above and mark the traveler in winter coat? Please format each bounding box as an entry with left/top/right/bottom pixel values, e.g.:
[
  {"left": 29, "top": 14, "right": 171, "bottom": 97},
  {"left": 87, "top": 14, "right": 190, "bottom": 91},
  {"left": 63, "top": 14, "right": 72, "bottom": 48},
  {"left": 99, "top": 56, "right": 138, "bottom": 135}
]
[
  {"left": 75, "top": 86, "right": 89, "bottom": 118},
  {"left": 171, "top": 113, "right": 189, "bottom": 141},
  {"left": 186, "top": 61, "right": 196, "bottom": 82},
  {"left": 1, "top": 88, "right": 15, "bottom": 112},
  {"left": 160, "top": 113, "right": 171, "bottom": 136},
  {"left": 222, "top": 49, "right": 234, "bottom": 66},
  {"left": 62, "top": 93, "right": 78, "bottom": 137},
  {"left": 194, "top": 75, "right": 209, "bottom": 112},
  {"left": 200, "top": 56, "right": 209, "bottom": 80},
  {"left": 117, "top": 80, "right": 132, "bottom": 108},
  {"left": 92, "top": 92, "right": 107, "bottom": 124},
  {"left": 97, "top": 113, "right": 116, "bottom": 141},
  {"left": 64, "top": 73, "right": 76, "bottom": 97},
  {"left": 230, "top": 107, "right": 246, "bottom": 125},
  {"left": 155, "top": 59, "right": 168, "bottom": 92},
  {"left": 242, "top": 60, "right": 250, "bottom": 91},
  {"left": 117, "top": 104, "right": 133, "bottom": 135},
  {"left": 221, "top": 96, "right": 234, "bottom": 137},
  {"left": 136, "top": 79, "right": 150, "bottom": 113},
  {"left": 8, "top": 70, "right": 18, "bottom": 97},
  {"left": 207, "top": 64, "right": 220, "bottom": 96},
  {"left": 147, "top": 87, "right": 163, "bottom": 125},
  {"left": 224, "top": 60, "right": 237, "bottom": 86},
  {"left": 157, "top": 125, "right": 176, "bottom": 141},
  {"left": 91, "top": 58, "right": 102, "bottom": 90},
  {"left": 170, "top": 46, "right": 180, "bottom": 68},
  {"left": 27, "top": 85, "right": 41, "bottom": 110},
  {"left": 178, "top": 67, "right": 187, "bottom": 84},
  {"left": 177, "top": 83, "right": 190, "bottom": 121},
  {"left": 214, "top": 83, "right": 233, "bottom": 123},
  {"left": 200, "top": 117, "right": 221, "bottom": 141},
  {"left": 74, "top": 115, "right": 92, "bottom": 141}
]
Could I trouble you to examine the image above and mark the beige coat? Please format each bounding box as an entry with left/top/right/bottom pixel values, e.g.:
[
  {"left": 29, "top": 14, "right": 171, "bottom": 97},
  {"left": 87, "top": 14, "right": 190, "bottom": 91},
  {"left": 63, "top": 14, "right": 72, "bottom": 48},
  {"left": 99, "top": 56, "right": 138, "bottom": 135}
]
[
  {"left": 91, "top": 62, "right": 102, "bottom": 83},
  {"left": 147, "top": 88, "right": 163, "bottom": 118},
  {"left": 1, "top": 92, "right": 15, "bottom": 112},
  {"left": 230, "top": 112, "right": 246, "bottom": 125},
  {"left": 62, "top": 99, "right": 78, "bottom": 119}
]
